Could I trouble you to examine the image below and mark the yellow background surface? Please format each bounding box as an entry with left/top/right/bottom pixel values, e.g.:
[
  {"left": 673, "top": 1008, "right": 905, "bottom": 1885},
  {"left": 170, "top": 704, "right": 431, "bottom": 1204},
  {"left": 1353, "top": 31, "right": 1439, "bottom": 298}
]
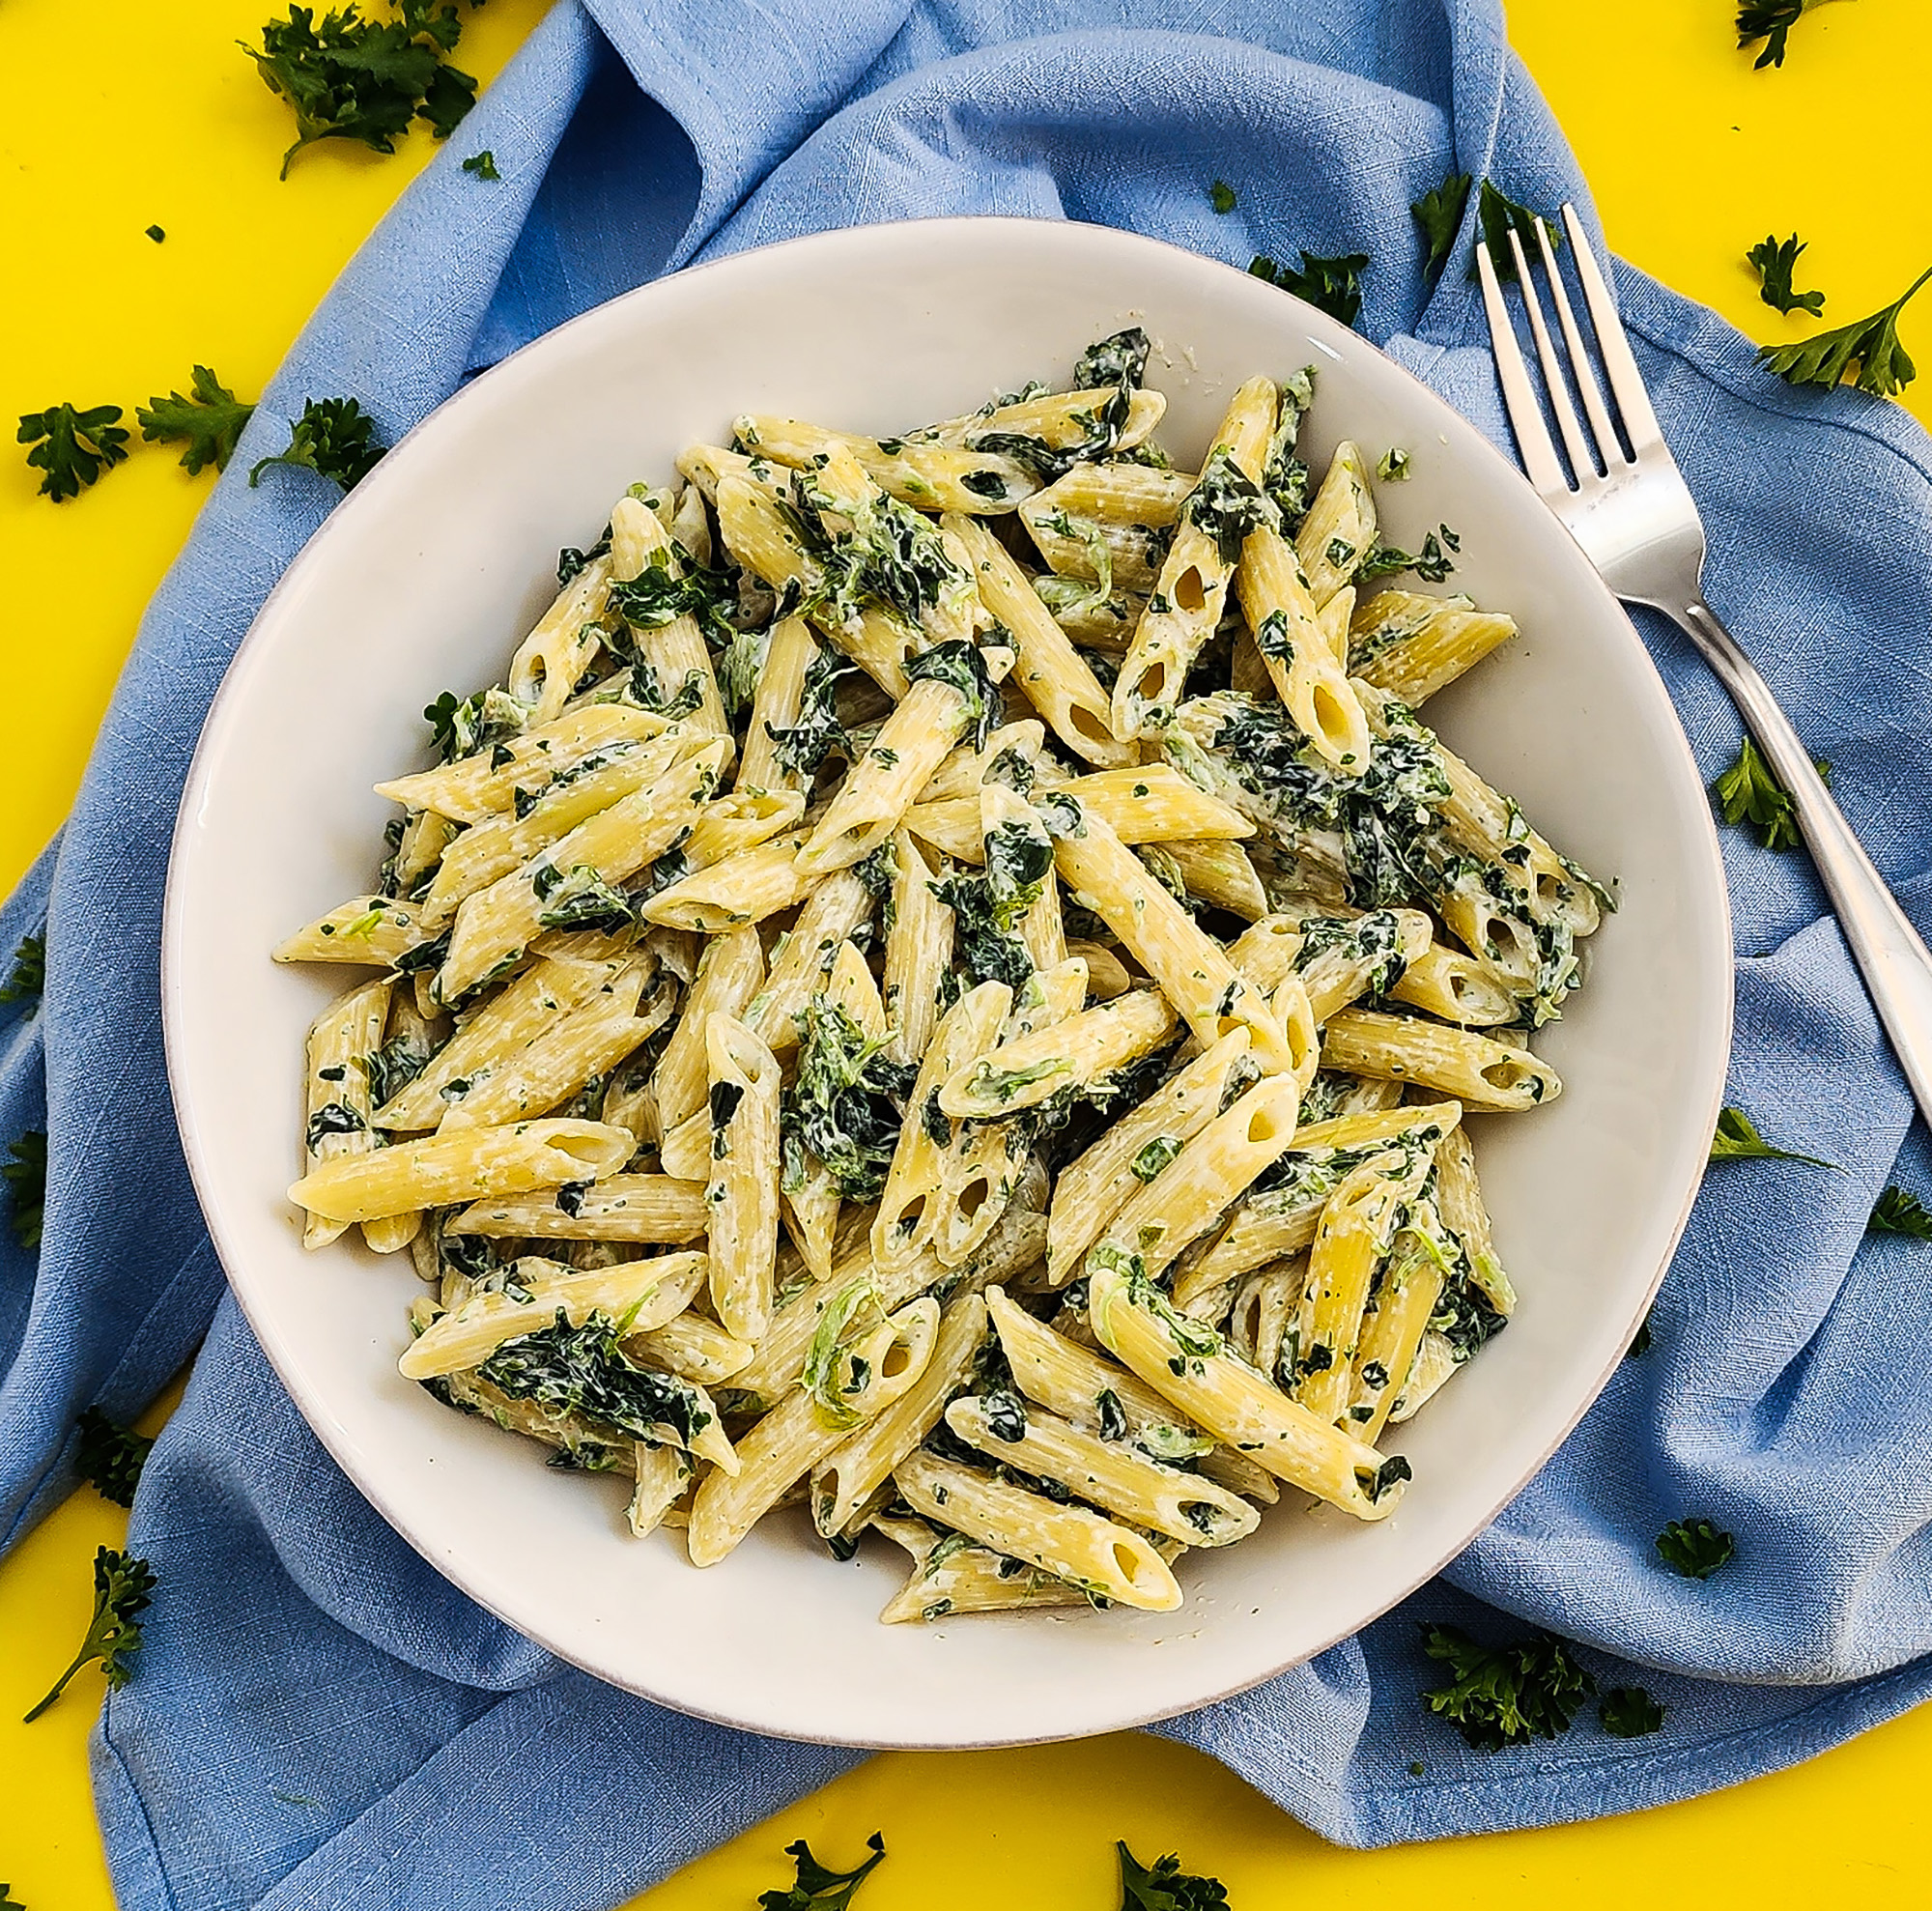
[{"left": 3, "top": 0, "right": 1929, "bottom": 1903}]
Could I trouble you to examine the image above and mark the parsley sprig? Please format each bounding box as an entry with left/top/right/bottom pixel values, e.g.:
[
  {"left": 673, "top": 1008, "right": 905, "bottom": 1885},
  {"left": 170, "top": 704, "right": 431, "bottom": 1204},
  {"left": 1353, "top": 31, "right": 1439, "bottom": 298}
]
[
  {"left": 16, "top": 404, "right": 129, "bottom": 502},
  {"left": 1118, "top": 1842, "right": 1229, "bottom": 1911},
  {"left": 1709, "top": 1106, "right": 1833, "bottom": 1168},
  {"left": 138, "top": 366, "right": 257, "bottom": 475},
  {"left": 4, "top": 1131, "right": 47, "bottom": 1249},
  {"left": 1758, "top": 265, "right": 1932, "bottom": 397},
  {"left": 241, "top": 4, "right": 479, "bottom": 179},
  {"left": 75, "top": 1407, "right": 156, "bottom": 1508},
  {"left": 1471, "top": 180, "right": 1561, "bottom": 285},
  {"left": 1420, "top": 1623, "right": 1594, "bottom": 1751},
  {"left": 757, "top": 1834, "right": 886, "bottom": 1910},
  {"left": 1656, "top": 1519, "right": 1736, "bottom": 1580},
  {"left": 1870, "top": 1185, "right": 1932, "bottom": 1239},
  {"left": 23, "top": 1547, "right": 156, "bottom": 1722},
  {"left": 1747, "top": 234, "right": 1826, "bottom": 317},
  {"left": 249, "top": 396, "right": 386, "bottom": 490},
  {"left": 1710, "top": 734, "right": 1828, "bottom": 852},
  {"left": 1250, "top": 251, "right": 1370, "bottom": 328},
  {"left": 1599, "top": 1686, "right": 1667, "bottom": 1737},
  {"left": 1, "top": 933, "right": 45, "bottom": 1009},
  {"left": 1737, "top": 0, "right": 1840, "bottom": 70},
  {"left": 1411, "top": 170, "right": 1473, "bottom": 288}
]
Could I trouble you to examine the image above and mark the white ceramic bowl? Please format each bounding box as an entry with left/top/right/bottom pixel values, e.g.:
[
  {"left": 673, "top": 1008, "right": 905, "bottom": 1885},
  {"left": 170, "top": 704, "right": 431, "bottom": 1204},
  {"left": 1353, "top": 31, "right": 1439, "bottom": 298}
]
[{"left": 164, "top": 217, "right": 1732, "bottom": 1749}]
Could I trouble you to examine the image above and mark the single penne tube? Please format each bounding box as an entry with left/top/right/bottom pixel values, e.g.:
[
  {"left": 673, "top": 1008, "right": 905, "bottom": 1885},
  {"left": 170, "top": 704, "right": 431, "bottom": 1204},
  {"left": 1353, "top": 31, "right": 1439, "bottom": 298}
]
[
  {"left": 630, "top": 1309, "right": 755, "bottom": 1387},
  {"left": 1049, "top": 802, "right": 1300, "bottom": 1075},
  {"left": 712, "top": 474, "right": 910, "bottom": 695},
  {"left": 445, "top": 1174, "right": 709, "bottom": 1243},
  {"left": 1113, "top": 376, "right": 1278, "bottom": 735},
  {"left": 649, "top": 924, "right": 764, "bottom": 1136},
  {"left": 933, "top": 383, "right": 1166, "bottom": 453},
  {"left": 1225, "top": 914, "right": 1303, "bottom": 993},
  {"left": 674, "top": 442, "right": 761, "bottom": 501},
  {"left": 1065, "top": 939, "right": 1133, "bottom": 999},
  {"left": 811, "top": 1293, "right": 989, "bottom": 1538},
  {"left": 894, "top": 1447, "right": 1181, "bottom": 1612},
  {"left": 607, "top": 497, "right": 728, "bottom": 737},
  {"left": 1175, "top": 1102, "right": 1463, "bottom": 1304},
  {"left": 704, "top": 1014, "right": 783, "bottom": 1344},
  {"left": 377, "top": 703, "right": 668, "bottom": 826},
  {"left": 734, "top": 414, "right": 1035, "bottom": 514},
  {"left": 874, "top": 1516, "right": 1088, "bottom": 1624},
  {"left": 508, "top": 553, "right": 611, "bottom": 723},
  {"left": 1227, "top": 1256, "right": 1307, "bottom": 1383},
  {"left": 917, "top": 720, "right": 1049, "bottom": 805},
  {"left": 628, "top": 1441, "right": 696, "bottom": 1538},
  {"left": 1434, "top": 1123, "right": 1516, "bottom": 1316},
  {"left": 300, "top": 976, "right": 394, "bottom": 1248},
  {"left": 946, "top": 1393, "right": 1258, "bottom": 1549},
  {"left": 1296, "top": 1142, "right": 1439, "bottom": 1422},
  {"left": 1317, "top": 585, "right": 1355, "bottom": 667},
  {"left": 873, "top": 981, "right": 1012, "bottom": 1270},
  {"left": 796, "top": 674, "right": 982, "bottom": 877},
  {"left": 1320, "top": 1008, "right": 1561, "bottom": 1112},
  {"left": 640, "top": 831, "right": 809, "bottom": 931},
  {"left": 290, "top": 1119, "right": 635, "bottom": 1224},
  {"left": 747, "top": 870, "right": 876, "bottom": 1053},
  {"left": 397, "top": 1251, "right": 706, "bottom": 1379},
  {"left": 680, "top": 789, "right": 806, "bottom": 870},
  {"left": 374, "top": 956, "right": 619, "bottom": 1130},
  {"left": 942, "top": 513, "right": 1129, "bottom": 766},
  {"left": 1350, "top": 587, "right": 1517, "bottom": 707},
  {"left": 1020, "top": 851, "right": 1065, "bottom": 971},
  {"left": 1294, "top": 440, "right": 1378, "bottom": 607},
  {"left": 939, "top": 986, "right": 1179, "bottom": 1120},
  {"left": 1042, "top": 764, "right": 1254, "bottom": 841},
  {"left": 390, "top": 810, "right": 458, "bottom": 900},
  {"left": 418, "top": 732, "right": 697, "bottom": 927},
  {"left": 274, "top": 895, "right": 431, "bottom": 967},
  {"left": 438, "top": 964, "right": 658, "bottom": 1129},
  {"left": 882, "top": 831, "right": 953, "bottom": 1068},
  {"left": 1158, "top": 839, "right": 1268, "bottom": 922},
  {"left": 733, "top": 613, "right": 817, "bottom": 795},
  {"left": 1013, "top": 458, "right": 1194, "bottom": 527},
  {"left": 1086, "top": 1266, "right": 1406, "bottom": 1520},
  {"left": 438, "top": 739, "right": 730, "bottom": 1002},
  {"left": 1388, "top": 940, "right": 1521, "bottom": 1027},
  {"left": 1046, "top": 586, "right": 1147, "bottom": 650},
  {"left": 686, "top": 1298, "right": 938, "bottom": 1566},
  {"left": 1044, "top": 1031, "right": 1250, "bottom": 1284},
  {"left": 1089, "top": 1073, "right": 1300, "bottom": 1279},
  {"left": 1236, "top": 522, "right": 1371, "bottom": 772},
  {"left": 1346, "top": 1213, "right": 1447, "bottom": 1443}
]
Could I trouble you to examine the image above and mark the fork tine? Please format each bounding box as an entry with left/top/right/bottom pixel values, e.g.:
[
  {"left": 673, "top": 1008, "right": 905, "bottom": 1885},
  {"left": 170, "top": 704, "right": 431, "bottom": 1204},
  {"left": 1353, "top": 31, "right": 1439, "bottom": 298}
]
[
  {"left": 1559, "top": 203, "right": 1662, "bottom": 452},
  {"left": 1507, "top": 225, "right": 1597, "bottom": 484},
  {"left": 1475, "top": 236, "right": 1569, "bottom": 497},
  {"left": 1533, "top": 215, "right": 1625, "bottom": 472}
]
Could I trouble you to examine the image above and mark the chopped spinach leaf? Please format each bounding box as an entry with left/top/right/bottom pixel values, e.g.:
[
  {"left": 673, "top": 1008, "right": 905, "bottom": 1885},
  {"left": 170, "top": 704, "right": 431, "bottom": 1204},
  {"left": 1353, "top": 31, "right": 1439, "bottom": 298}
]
[
  {"left": 1131, "top": 1135, "right": 1183, "bottom": 1183},
  {"left": 782, "top": 997, "right": 918, "bottom": 1202},
  {"left": 903, "top": 639, "right": 999, "bottom": 752},
  {"left": 766, "top": 649, "right": 862, "bottom": 779},
  {"left": 477, "top": 1309, "right": 711, "bottom": 1447},
  {"left": 1184, "top": 445, "right": 1281, "bottom": 565}
]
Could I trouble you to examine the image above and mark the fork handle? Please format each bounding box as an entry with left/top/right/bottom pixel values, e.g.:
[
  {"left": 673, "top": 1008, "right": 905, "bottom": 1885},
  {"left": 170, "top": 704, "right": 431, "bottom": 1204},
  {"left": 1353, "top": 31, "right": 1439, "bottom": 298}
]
[{"left": 1676, "top": 595, "right": 1932, "bottom": 1130}]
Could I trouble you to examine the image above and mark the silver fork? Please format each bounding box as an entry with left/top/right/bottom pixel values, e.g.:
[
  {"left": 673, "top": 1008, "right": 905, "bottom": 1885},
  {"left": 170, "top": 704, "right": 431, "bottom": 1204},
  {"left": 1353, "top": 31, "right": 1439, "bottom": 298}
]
[{"left": 1478, "top": 202, "right": 1932, "bottom": 1131}]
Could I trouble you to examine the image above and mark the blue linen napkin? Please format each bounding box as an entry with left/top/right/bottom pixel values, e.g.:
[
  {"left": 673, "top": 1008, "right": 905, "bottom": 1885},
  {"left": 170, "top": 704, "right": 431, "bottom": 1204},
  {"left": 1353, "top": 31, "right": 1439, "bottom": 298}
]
[{"left": 5, "top": 0, "right": 1932, "bottom": 1898}]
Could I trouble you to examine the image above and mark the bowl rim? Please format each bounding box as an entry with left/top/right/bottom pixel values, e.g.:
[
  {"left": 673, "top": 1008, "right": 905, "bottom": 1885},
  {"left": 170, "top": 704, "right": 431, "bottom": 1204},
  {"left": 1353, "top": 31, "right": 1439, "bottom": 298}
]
[{"left": 161, "top": 213, "right": 1735, "bottom": 1748}]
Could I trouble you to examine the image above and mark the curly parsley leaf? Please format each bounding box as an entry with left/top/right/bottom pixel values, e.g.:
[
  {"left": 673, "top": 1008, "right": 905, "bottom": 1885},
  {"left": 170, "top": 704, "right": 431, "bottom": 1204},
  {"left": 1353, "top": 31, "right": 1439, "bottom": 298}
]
[
  {"left": 756, "top": 1833, "right": 886, "bottom": 1911},
  {"left": 1737, "top": 0, "right": 1838, "bottom": 70},
  {"left": 461, "top": 148, "right": 499, "bottom": 180},
  {"left": 1, "top": 934, "right": 45, "bottom": 1009},
  {"left": 248, "top": 396, "right": 385, "bottom": 491},
  {"left": 1710, "top": 1105, "right": 1833, "bottom": 1169},
  {"left": 1208, "top": 180, "right": 1236, "bottom": 214},
  {"left": 1656, "top": 1518, "right": 1736, "bottom": 1579},
  {"left": 1250, "top": 250, "right": 1371, "bottom": 328},
  {"left": 1411, "top": 169, "right": 1472, "bottom": 287},
  {"left": 1470, "top": 179, "right": 1562, "bottom": 285},
  {"left": 241, "top": 4, "right": 478, "bottom": 179},
  {"left": 1709, "top": 733, "right": 1828, "bottom": 852},
  {"left": 137, "top": 365, "right": 257, "bottom": 475},
  {"left": 1758, "top": 264, "right": 1932, "bottom": 397},
  {"left": 1420, "top": 1623, "right": 1594, "bottom": 1751},
  {"left": 1599, "top": 1686, "right": 1667, "bottom": 1737},
  {"left": 1118, "top": 1841, "right": 1229, "bottom": 1911},
  {"left": 4, "top": 1130, "right": 46, "bottom": 1249},
  {"left": 1747, "top": 234, "right": 1826, "bottom": 317},
  {"left": 1870, "top": 1184, "right": 1932, "bottom": 1240},
  {"left": 17, "top": 403, "right": 129, "bottom": 502},
  {"left": 74, "top": 1407, "right": 155, "bottom": 1508},
  {"left": 23, "top": 1547, "right": 156, "bottom": 1722}
]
